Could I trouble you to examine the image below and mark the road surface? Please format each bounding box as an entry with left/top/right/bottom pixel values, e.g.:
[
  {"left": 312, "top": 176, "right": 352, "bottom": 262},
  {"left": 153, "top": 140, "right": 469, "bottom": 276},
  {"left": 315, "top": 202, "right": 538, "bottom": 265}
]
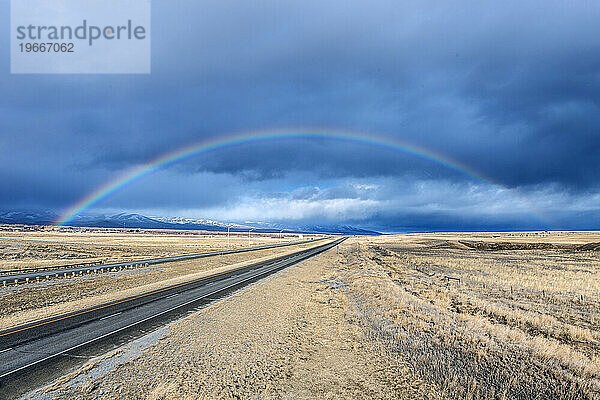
[{"left": 0, "top": 237, "right": 345, "bottom": 398}]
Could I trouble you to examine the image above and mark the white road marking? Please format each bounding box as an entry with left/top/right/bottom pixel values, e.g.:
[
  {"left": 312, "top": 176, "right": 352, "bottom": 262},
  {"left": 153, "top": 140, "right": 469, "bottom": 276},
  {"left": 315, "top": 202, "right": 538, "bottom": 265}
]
[
  {"left": 0, "top": 240, "right": 341, "bottom": 380},
  {"left": 100, "top": 312, "right": 122, "bottom": 321},
  {"left": 0, "top": 267, "right": 286, "bottom": 379}
]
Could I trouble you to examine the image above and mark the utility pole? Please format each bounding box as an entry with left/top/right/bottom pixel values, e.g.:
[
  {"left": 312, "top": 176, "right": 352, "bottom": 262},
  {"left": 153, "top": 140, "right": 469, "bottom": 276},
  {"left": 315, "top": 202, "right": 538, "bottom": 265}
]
[
  {"left": 248, "top": 228, "right": 254, "bottom": 246},
  {"left": 227, "top": 226, "right": 230, "bottom": 248}
]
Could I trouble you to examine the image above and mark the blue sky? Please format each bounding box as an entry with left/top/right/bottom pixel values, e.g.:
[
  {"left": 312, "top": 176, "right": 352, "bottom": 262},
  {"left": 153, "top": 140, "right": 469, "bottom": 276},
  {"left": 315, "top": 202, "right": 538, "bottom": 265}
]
[{"left": 2, "top": 0, "right": 600, "bottom": 232}]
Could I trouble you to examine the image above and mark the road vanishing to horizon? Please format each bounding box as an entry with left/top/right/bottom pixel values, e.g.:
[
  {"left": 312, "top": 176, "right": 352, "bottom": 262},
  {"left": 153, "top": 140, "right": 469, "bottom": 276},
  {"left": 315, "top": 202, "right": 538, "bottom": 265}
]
[{"left": 2, "top": 1, "right": 600, "bottom": 399}]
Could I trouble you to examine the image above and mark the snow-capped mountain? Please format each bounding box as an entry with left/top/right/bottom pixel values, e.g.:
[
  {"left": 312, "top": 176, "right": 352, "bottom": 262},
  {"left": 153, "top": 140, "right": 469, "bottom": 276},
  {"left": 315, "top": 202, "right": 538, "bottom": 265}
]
[
  {"left": 0, "top": 210, "right": 380, "bottom": 235},
  {"left": 152, "top": 216, "right": 252, "bottom": 230}
]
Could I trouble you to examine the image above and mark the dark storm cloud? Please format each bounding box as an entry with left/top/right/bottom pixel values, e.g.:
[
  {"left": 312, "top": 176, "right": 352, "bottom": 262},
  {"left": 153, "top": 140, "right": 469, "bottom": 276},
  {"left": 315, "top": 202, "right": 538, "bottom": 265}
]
[{"left": 2, "top": 0, "right": 600, "bottom": 230}]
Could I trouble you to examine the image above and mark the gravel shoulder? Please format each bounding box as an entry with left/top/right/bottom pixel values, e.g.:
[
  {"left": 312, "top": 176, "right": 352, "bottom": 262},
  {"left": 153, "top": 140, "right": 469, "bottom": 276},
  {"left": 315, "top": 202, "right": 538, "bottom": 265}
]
[{"left": 24, "top": 240, "right": 437, "bottom": 400}]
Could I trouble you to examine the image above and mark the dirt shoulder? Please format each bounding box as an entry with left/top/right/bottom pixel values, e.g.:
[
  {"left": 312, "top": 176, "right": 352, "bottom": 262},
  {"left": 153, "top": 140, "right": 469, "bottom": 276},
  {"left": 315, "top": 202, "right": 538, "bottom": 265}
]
[{"left": 28, "top": 240, "right": 438, "bottom": 400}]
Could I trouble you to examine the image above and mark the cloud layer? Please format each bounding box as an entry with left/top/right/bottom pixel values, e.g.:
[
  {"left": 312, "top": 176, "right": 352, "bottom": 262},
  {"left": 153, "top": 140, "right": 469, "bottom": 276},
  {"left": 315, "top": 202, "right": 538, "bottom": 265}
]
[{"left": 2, "top": 0, "right": 600, "bottom": 231}]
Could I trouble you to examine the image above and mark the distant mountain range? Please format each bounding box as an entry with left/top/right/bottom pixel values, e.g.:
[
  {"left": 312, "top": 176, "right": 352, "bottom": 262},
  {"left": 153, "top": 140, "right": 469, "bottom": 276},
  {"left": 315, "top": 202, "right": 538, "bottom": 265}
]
[{"left": 0, "top": 211, "right": 380, "bottom": 235}]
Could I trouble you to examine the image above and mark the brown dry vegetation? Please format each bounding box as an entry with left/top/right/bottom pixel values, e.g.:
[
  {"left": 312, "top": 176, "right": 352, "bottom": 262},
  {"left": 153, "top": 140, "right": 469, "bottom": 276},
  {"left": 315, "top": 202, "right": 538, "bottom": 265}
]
[
  {"left": 21, "top": 232, "right": 600, "bottom": 399},
  {"left": 0, "top": 229, "right": 311, "bottom": 270},
  {"left": 351, "top": 233, "right": 600, "bottom": 399}
]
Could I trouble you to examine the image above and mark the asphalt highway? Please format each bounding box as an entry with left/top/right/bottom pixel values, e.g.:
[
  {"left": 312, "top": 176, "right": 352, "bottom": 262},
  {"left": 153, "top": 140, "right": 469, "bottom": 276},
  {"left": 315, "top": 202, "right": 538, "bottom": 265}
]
[{"left": 0, "top": 237, "right": 345, "bottom": 398}]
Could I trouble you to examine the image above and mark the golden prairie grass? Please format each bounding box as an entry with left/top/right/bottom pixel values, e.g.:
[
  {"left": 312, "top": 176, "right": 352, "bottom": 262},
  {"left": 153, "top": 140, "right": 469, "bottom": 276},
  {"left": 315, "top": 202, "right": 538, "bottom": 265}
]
[
  {"left": 0, "top": 229, "right": 310, "bottom": 270},
  {"left": 337, "top": 235, "right": 600, "bottom": 399}
]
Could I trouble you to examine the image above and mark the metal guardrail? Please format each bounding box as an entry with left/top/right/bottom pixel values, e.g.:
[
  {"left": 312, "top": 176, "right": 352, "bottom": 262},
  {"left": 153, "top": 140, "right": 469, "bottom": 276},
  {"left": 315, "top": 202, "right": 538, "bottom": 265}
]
[
  {"left": 0, "top": 261, "right": 104, "bottom": 276},
  {"left": 0, "top": 237, "right": 346, "bottom": 396},
  {"left": 1, "top": 263, "right": 151, "bottom": 287},
  {"left": 0, "top": 237, "right": 346, "bottom": 350},
  {"left": 0, "top": 238, "right": 327, "bottom": 286}
]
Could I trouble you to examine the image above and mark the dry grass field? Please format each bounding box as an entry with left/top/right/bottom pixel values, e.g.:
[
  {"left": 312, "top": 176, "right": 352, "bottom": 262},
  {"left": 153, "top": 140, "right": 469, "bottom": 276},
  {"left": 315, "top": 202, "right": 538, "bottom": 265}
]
[
  {"left": 0, "top": 227, "right": 309, "bottom": 270},
  {"left": 351, "top": 232, "right": 600, "bottom": 399},
  {"left": 16, "top": 231, "right": 600, "bottom": 399}
]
